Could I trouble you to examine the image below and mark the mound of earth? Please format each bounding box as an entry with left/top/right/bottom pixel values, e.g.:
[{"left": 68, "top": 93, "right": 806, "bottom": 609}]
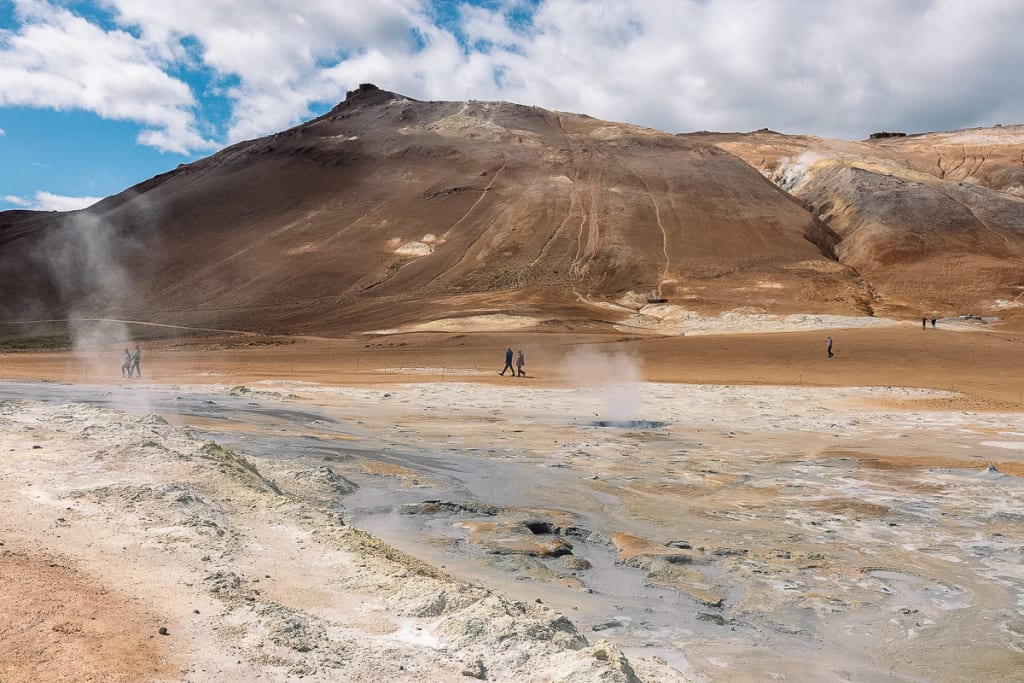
[{"left": 2, "top": 85, "right": 870, "bottom": 336}]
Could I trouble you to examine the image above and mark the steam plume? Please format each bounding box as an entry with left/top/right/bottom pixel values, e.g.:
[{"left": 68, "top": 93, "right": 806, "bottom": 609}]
[{"left": 562, "top": 347, "right": 644, "bottom": 423}]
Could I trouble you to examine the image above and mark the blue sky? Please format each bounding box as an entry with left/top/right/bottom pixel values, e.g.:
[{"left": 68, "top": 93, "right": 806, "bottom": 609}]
[{"left": 3, "top": 0, "right": 1023, "bottom": 211}]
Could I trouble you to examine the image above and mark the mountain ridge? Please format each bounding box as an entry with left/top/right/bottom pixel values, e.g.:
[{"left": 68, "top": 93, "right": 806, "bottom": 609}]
[{"left": 2, "top": 85, "right": 1021, "bottom": 334}]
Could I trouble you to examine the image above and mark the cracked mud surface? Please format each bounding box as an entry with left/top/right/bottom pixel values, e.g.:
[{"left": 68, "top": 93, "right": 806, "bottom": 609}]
[
  {"left": 0, "top": 396, "right": 675, "bottom": 682},
  {"left": 4, "top": 376, "right": 1022, "bottom": 681}
]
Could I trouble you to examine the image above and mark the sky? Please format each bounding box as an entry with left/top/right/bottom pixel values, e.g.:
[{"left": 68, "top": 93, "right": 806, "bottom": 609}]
[{"left": 2, "top": 0, "right": 1023, "bottom": 212}]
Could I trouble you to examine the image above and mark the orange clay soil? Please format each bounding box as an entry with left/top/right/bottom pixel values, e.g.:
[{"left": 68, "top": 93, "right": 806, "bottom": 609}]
[
  {"left": 0, "top": 551, "right": 175, "bottom": 683},
  {"left": 2, "top": 326, "right": 1023, "bottom": 408}
]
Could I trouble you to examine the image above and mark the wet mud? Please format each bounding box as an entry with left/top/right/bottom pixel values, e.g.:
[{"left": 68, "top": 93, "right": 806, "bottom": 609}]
[{"left": 3, "top": 379, "right": 1023, "bottom": 681}]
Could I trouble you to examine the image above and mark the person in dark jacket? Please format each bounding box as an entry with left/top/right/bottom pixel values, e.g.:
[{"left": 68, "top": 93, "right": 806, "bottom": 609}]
[
  {"left": 500, "top": 346, "right": 514, "bottom": 376},
  {"left": 515, "top": 350, "right": 526, "bottom": 377}
]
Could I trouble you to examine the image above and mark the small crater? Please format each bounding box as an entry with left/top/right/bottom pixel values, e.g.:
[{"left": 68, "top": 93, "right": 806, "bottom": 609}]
[
  {"left": 591, "top": 420, "right": 668, "bottom": 429},
  {"left": 525, "top": 521, "right": 555, "bottom": 535}
]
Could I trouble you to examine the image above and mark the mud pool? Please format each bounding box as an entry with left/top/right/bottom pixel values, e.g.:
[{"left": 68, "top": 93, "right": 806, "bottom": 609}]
[{"left": 3, "top": 379, "right": 1023, "bottom": 681}]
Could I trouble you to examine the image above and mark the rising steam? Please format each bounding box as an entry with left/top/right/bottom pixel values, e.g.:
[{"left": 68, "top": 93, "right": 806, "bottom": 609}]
[
  {"left": 31, "top": 196, "right": 156, "bottom": 352},
  {"left": 772, "top": 150, "right": 824, "bottom": 192},
  {"left": 562, "top": 347, "right": 644, "bottom": 423}
]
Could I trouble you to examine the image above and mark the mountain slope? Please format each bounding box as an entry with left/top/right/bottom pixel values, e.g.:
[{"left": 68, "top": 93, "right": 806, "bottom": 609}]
[
  {"left": 699, "top": 127, "right": 1024, "bottom": 321},
  {"left": 5, "top": 85, "right": 1007, "bottom": 335},
  {"left": 0, "top": 85, "right": 861, "bottom": 334}
]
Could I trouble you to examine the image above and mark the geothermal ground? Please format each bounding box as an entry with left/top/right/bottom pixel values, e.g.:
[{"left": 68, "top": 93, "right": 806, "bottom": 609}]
[{"left": 1, "top": 322, "right": 1023, "bottom": 682}]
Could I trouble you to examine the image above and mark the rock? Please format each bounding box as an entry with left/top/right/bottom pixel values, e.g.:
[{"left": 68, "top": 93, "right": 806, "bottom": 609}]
[
  {"left": 402, "top": 500, "right": 501, "bottom": 516},
  {"left": 461, "top": 659, "right": 487, "bottom": 679},
  {"left": 158, "top": 626, "right": 169, "bottom": 635},
  {"left": 458, "top": 520, "right": 575, "bottom": 558},
  {"left": 665, "top": 540, "right": 691, "bottom": 549},
  {"left": 697, "top": 612, "right": 727, "bottom": 626},
  {"left": 413, "top": 590, "right": 463, "bottom": 617},
  {"left": 204, "top": 570, "right": 242, "bottom": 597},
  {"left": 589, "top": 639, "right": 642, "bottom": 682},
  {"left": 592, "top": 619, "right": 623, "bottom": 631},
  {"left": 563, "top": 556, "right": 592, "bottom": 571},
  {"left": 259, "top": 604, "right": 325, "bottom": 653},
  {"left": 291, "top": 465, "right": 359, "bottom": 495},
  {"left": 346, "top": 82, "right": 380, "bottom": 100}
]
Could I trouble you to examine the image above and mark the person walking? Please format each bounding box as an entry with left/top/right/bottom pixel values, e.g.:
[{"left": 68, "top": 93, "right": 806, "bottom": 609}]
[
  {"left": 515, "top": 349, "right": 526, "bottom": 377},
  {"left": 922, "top": 316, "right": 927, "bottom": 330},
  {"left": 131, "top": 344, "right": 142, "bottom": 378},
  {"left": 500, "top": 345, "right": 514, "bottom": 376},
  {"left": 931, "top": 317, "right": 936, "bottom": 329},
  {"left": 827, "top": 336, "right": 833, "bottom": 358},
  {"left": 121, "top": 347, "right": 132, "bottom": 378}
]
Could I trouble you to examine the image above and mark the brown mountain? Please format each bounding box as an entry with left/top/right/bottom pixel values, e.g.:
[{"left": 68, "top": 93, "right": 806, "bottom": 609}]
[
  {"left": 698, "top": 126, "right": 1024, "bottom": 323},
  {"left": 1, "top": 84, "right": 1021, "bottom": 335}
]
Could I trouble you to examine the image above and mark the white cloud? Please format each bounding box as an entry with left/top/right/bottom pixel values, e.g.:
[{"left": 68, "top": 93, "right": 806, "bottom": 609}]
[
  {"left": 104, "top": 0, "right": 426, "bottom": 142},
  {"left": 2, "top": 191, "right": 99, "bottom": 211},
  {"left": 31, "top": 191, "right": 102, "bottom": 211},
  {"left": 0, "top": 127, "right": 6, "bottom": 136},
  {"left": 429, "top": 0, "right": 1024, "bottom": 138},
  {"left": 0, "top": 0, "right": 214, "bottom": 152},
  {"left": 3, "top": 0, "right": 1024, "bottom": 153}
]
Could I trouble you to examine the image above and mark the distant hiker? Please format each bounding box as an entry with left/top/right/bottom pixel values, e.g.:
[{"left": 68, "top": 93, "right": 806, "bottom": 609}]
[
  {"left": 500, "top": 345, "right": 514, "bottom": 376},
  {"left": 121, "top": 348, "right": 132, "bottom": 378},
  {"left": 516, "top": 350, "right": 526, "bottom": 377},
  {"left": 131, "top": 344, "right": 141, "bottom": 378},
  {"left": 827, "top": 336, "right": 833, "bottom": 358},
  {"left": 931, "top": 317, "right": 937, "bottom": 329},
  {"left": 922, "top": 316, "right": 927, "bottom": 330}
]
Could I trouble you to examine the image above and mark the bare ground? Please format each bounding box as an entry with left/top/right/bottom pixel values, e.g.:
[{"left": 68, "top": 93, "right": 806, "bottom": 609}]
[
  {"left": 0, "top": 400, "right": 678, "bottom": 682},
  {"left": 2, "top": 324, "right": 1023, "bottom": 681}
]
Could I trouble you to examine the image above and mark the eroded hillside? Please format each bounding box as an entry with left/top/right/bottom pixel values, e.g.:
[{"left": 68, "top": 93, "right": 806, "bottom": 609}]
[{"left": 699, "top": 127, "right": 1024, "bottom": 321}]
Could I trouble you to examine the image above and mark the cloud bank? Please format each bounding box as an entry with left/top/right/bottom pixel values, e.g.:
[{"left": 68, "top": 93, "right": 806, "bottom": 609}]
[
  {"left": 2, "top": 0, "right": 1023, "bottom": 154},
  {"left": 4, "top": 191, "right": 102, "bottom": 211}
]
